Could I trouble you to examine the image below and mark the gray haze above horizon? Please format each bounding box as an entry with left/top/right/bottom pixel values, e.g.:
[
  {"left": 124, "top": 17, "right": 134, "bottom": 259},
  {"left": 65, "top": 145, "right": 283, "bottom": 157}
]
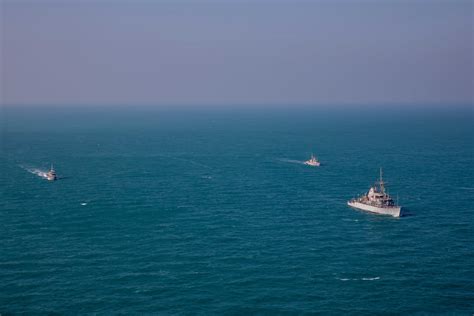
[{"left": 1, "top": 0, "right": 473, "bottom": 107}]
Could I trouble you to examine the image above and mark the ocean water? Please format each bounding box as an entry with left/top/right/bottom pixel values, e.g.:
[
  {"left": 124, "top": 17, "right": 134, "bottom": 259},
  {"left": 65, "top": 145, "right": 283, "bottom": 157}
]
[{"left": 1, "top": 106, "right": 473, "bottom": 314}]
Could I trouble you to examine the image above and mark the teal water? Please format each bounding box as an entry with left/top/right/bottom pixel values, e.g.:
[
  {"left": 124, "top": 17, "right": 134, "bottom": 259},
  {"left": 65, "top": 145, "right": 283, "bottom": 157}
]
[{"left": 1, "top": 106, "right": 473, "bottom": 314}]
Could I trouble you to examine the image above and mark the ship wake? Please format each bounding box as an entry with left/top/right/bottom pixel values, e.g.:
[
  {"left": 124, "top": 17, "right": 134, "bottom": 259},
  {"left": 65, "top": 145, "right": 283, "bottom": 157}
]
[
  {"left": 20, "top": 165, "right": 50, "bottom": 180},
  {"left": 277, "top": 158, "right": 305, "bottom": 165}
]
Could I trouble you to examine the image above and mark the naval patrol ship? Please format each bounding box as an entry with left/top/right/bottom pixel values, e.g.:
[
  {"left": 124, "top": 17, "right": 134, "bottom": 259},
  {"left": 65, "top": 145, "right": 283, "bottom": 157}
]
[{"left": 347, "top": 168, "right": 402, "bottom": 217}]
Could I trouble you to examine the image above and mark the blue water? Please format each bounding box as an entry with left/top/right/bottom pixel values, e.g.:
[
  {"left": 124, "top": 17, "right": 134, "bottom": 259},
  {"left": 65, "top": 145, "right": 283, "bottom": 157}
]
[{"left": 1, "top": 106, "right": 473, "bottom": 314}]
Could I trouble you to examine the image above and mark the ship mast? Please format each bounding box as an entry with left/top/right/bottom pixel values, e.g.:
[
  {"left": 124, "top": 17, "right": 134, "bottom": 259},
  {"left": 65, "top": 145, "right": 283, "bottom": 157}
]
[{"left": 379, "top": 167, "right": 385, "bottom": 194}]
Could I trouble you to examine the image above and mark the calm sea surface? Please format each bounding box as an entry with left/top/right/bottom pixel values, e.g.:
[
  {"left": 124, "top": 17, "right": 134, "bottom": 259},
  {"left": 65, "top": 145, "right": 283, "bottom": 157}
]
[{"left": 1, "top": 106, "right": 473, "bottom": 314}]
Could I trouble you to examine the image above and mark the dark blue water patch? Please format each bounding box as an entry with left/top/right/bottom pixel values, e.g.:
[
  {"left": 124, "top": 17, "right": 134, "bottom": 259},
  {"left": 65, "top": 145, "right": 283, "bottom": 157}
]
[{"left": 1, "top": 107, "right": 473, "bottom": 314}]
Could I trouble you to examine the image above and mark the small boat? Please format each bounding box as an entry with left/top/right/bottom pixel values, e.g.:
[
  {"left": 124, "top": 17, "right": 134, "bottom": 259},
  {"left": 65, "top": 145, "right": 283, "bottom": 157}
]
[
  {"left": 304, "top": 154, "right": 321, "bottom": 166},
  {"left": 46, "top": 164, "right": 57, "bottom": 181}
]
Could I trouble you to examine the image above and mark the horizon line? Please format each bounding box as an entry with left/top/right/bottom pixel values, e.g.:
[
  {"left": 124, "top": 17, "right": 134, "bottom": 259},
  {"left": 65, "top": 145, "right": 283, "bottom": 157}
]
[{"left": 2, "top": 102, "right": 473, "bottom": 109}]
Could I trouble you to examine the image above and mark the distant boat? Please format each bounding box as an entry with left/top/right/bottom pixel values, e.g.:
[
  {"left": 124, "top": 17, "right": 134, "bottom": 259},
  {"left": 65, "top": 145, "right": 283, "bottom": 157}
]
[
  {"left": 347, "top": 168, "right": 402, "bottom": 217},
  {"left": 304, "top": 154, "right": 321, "bottom": 166},
  {"left": 46, "top": 164, "right": 57, "bottom": 181}
]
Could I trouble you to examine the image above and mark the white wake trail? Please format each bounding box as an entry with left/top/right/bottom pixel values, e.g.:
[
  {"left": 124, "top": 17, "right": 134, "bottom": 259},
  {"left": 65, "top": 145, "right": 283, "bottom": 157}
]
[
  {"left": 20, "top": 165, "right": 49, "bottom": 180},
  {"left": 277, "top": 158, "right": 305, "bottom": 165}
]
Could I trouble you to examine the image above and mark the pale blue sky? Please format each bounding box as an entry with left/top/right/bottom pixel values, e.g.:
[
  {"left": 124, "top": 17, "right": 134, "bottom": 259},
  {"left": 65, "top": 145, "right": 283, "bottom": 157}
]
[{"left": 1, "top": 0, "right": 472, "bottom": 106}]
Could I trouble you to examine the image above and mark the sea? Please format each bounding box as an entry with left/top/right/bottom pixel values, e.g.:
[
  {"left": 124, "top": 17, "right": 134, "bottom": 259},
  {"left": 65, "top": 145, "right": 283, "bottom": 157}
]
[{"left": 1, "top": 105, "right": 473, "bottom": 314}]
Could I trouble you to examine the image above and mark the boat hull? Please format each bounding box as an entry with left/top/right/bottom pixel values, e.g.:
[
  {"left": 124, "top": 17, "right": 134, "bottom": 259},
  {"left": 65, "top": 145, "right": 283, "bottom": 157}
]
[{"left": 347, "top": 201, "right": 402, "bottom": 217}]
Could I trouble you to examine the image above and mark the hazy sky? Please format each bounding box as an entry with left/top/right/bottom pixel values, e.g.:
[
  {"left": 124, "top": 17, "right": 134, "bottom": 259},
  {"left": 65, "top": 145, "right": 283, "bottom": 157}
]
[{"left": 1, "top": 0, "right": 472, "bottom": 106}]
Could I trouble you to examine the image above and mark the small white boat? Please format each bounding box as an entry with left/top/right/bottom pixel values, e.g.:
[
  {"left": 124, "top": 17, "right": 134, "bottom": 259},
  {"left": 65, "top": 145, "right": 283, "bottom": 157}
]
[
  {"left": 304, "top": 154, "right": 321, "bottom": 166},
  {"left": 46, "top": 164, "right": 57, "bottom": 181}
]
